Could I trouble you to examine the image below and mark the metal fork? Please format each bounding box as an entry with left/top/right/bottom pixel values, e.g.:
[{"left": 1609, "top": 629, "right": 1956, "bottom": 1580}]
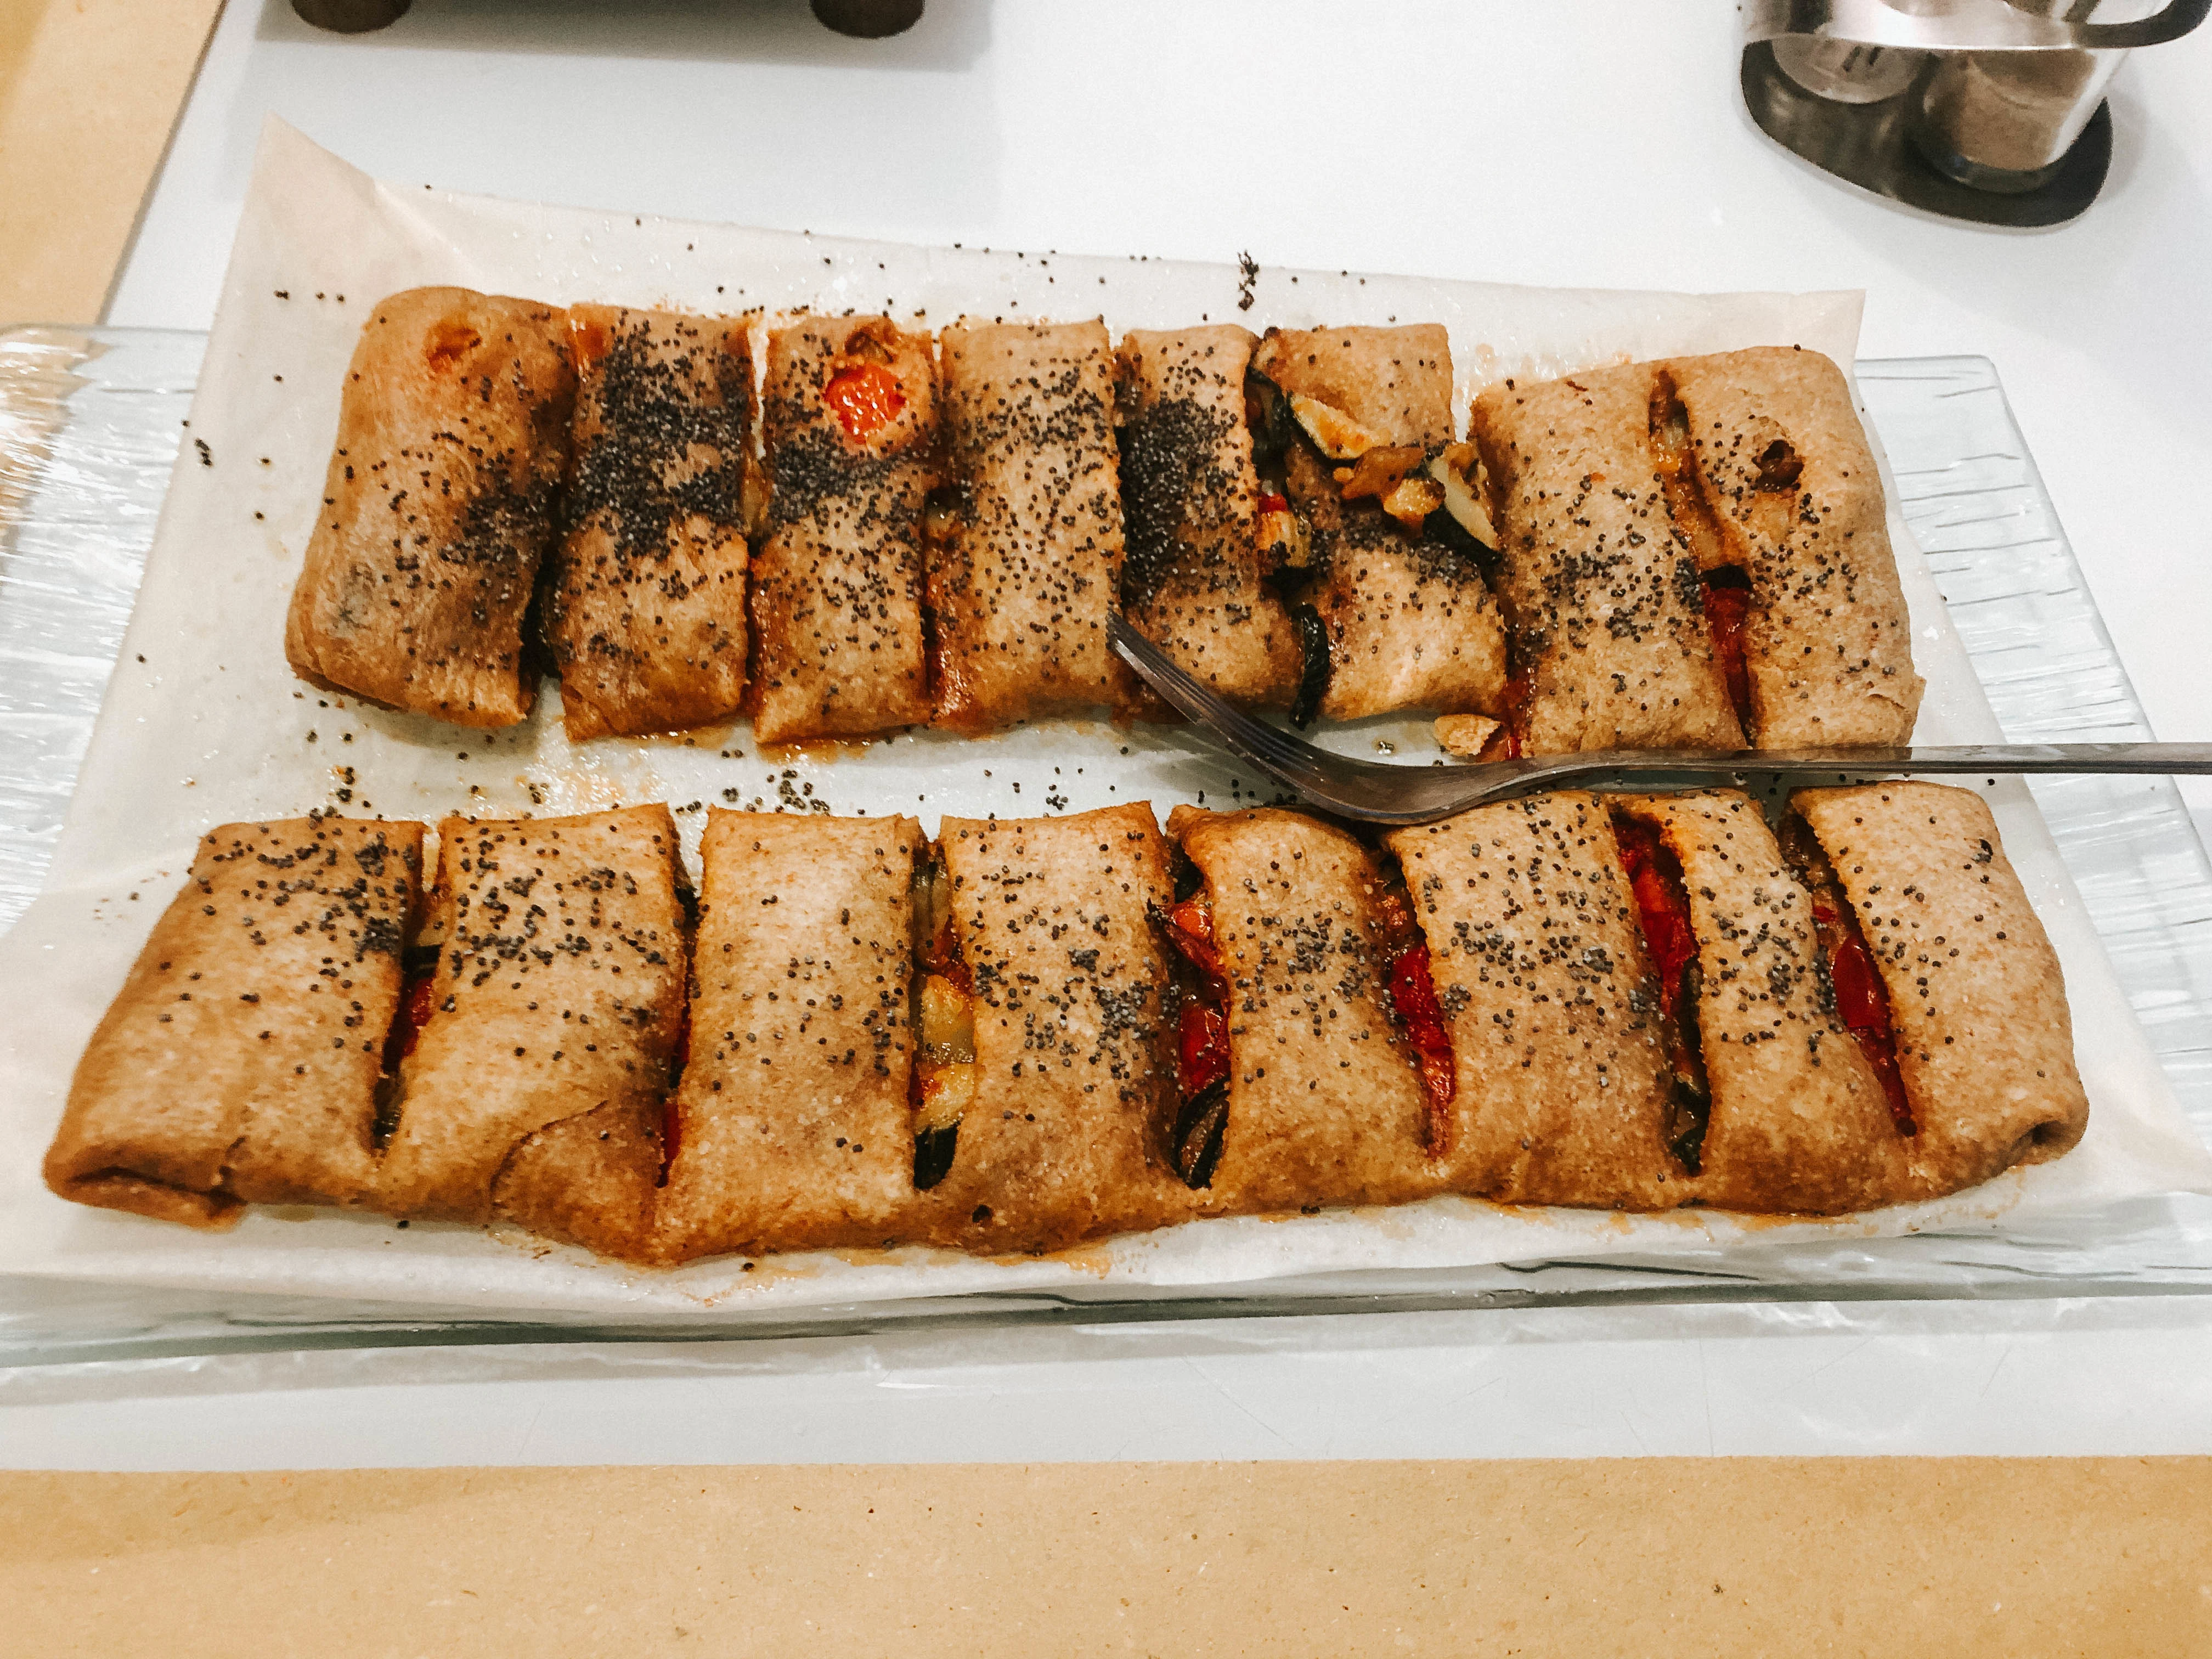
[{"left": 1109, "top": 616, "right": 2212, "bottom": 826}]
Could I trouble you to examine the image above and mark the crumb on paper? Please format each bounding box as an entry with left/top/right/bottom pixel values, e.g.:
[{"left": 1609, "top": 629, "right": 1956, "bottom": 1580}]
[{"left": 1435, "top": 715, "right": 1500, "bottom": 758}]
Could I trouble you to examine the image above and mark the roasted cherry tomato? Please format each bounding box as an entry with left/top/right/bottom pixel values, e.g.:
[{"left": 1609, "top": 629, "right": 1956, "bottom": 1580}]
[{"left": 822, "top": 361, "right": 907, "bottom": 444}]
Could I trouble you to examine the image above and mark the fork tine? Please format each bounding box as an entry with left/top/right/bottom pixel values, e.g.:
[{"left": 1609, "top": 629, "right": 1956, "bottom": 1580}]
[
  {"left": 1110, "top": 617, "right": 1316, "bottom": 776},
  {"left": 1111, "top": 615, "right": 1400, "bottom": 809}
]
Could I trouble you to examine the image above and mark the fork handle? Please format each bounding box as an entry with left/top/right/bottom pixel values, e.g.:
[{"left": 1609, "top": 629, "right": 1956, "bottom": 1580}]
[{"left": 1547, "top": 743, "right": 2212, "bottom": 786}]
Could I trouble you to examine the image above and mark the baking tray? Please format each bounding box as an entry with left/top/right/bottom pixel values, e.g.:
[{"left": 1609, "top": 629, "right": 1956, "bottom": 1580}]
[{"left": 0, "top": 328, "right": 2207, "bottom": 1365}]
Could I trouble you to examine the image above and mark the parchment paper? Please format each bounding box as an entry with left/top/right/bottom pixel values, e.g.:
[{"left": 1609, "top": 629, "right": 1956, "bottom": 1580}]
[{"left": 0, "top": 118, "right": 2202, "bottom": 1319}]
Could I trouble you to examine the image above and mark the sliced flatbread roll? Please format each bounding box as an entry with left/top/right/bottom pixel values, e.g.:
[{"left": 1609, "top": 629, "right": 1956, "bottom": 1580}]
[
  {"left": 1615, "top": 789, "right": 1911, "bottom": 1214},
  {"left": 1662, "top": 348, "right": 1923, "bottom": 747},
  {"left": 917, "top": 804, "right": 1189, "bottom": 1252},
  {"left": 1793, "top": 782, "right": 2088, "bottom": 1198},
  {"left": 545, "top": 306, "right": 755, "bottom": 741},
  {"left": 1170, "top": 805, "right": 1438, "bottom": 1214},
  {"left": 931, "top": 321, "right": 1129, "bottom": 732},
  {"left": 1256, "top": 325, "right": 1505, "bottom": 721},
  {"left": 374, "top": 805, "right": 685, "bottom": 1259},
  {"left": 285, "top": 286, "right": 575, "bottom": 728},
  {"left": 1470, "top": 363, "right": 1743, "bottom": 753},
  {"left": 752, "top": 315, "right": 938, "bottom": 743},
  {"left": 44, "top": 817, "right": 422, "bottom": 1227},
  {"left": 656, "top": 810, "right": 923, "bottom": 1262},
  {"left": 1116, "top": 325, "right": 1301, "bottom": 709},
  {"left": 1386, "top": 795, "right": 1679, "bottom": 1210}
]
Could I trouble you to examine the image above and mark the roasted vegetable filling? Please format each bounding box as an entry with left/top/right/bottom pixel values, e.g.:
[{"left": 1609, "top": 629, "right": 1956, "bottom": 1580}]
[
  {"left": 1373, "top": 882, "right": 1455, "bottom": 1156},
  {"left": 1153, "top": 882, "right": 1232, "bottom": 1188},
  {"left": 1646, "top": 374, "right": 1758, "bottom": 737},
  {"left": 1611, "top": 812, "right": 1711, "bottom": 1173},
  {"left": 373, "top": 946, "right": 440, "bottom": 1147},
  {"left": 1781, "top": 814, "right": 1915, "bottom": 1137},
  {"left": 1701, "top": 565, "right": 1756, "bottom": 733},
  {"left": 910, "top": 849, "right": 974, "bottom": 1189}
]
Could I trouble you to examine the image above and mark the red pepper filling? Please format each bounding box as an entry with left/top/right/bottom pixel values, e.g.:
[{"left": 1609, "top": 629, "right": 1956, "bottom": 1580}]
[
  {"left": 372, "top": 965, "right": 439, "bottom": 1149},
  {"left": 1256, "top": 490, "right": 1290, "bottom": 516},
  {"left": 1372, "top": 889, "right": 1455, "bottom": 1155},
  {"left": 660, "top": 997, "right": 691, "bottom": 1178},
  {"left": 1177, "top": 1001, "right": 1231, "bottom": 1098},
  {"left": 1611, "top": 813, "right": 1711, "bottom": 1172},
  {"left": 386, "top": 973, "right": 437, "bottom": 1068},
  {"left": 1613, "top": 818, "right": 1697, "bottom": 1026},
  {"left": 1388, "top": 944, "right": 1455, "bottom": 1151},
  {"left": 1159, "top": 894, "right": 1226, "bottom": 992},
  {"left": 822, "top": 361, "right": 907, "bottom": 444},
  {"left": 1820, "top": 901, "right": 1913, "bottom": 1135},
  {"left": 1155, "top": 891, "right": 1233, "bottom": 1186},
  {"left": 1782, "top": 817, "right": 1916, "bottom": 1137},
  {"left": 1701, "top": 567, "right": 1755, "bottom": 736}
]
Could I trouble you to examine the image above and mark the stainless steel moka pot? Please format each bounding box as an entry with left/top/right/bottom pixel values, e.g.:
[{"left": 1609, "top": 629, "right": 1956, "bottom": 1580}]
[{"left": 1741, "top": 0, "right": 2210, "bottom": 225}]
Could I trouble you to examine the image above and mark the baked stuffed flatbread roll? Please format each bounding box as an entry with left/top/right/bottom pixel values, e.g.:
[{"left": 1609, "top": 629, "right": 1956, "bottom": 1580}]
[
  {"left": 1790, "top": 782, "right": 2088, "bottom": 1198},
  {"left": 751, "top": 315, "right": 937, "bottom": 743},
  {"left": 1384, "top": 795, "right": 1679, "bottom": 1210},
  {"left": 1115, "top": 325, "right": 1301, "bottom": 709},
  {"left": 1658, "top": 348, "right": 1923, "bottom": 747},
  {"left": 656, "top": 810, "right": 922, "bottom": 1262},
  {"left": 43, "top": 817, "right": 422, "bottom": 1228},
  {"left": 374, "top": 805, "right": 685, "bottom": 1258},
  {"left": 1612, "top": 790, "right": 1910, "bottom": 1214},
  {"left": 1250, "top": 325, "right": 1506, "bottom": 723},
  {"left": 545, "top": 306, "right": 755, "bottom": 741},
  {"left": 285, "top": 287, "right": 575, "bottom": 729},
  {"left": 930, "top": 321, "right": 1129, "bottom": 732},
  {"left": 1470, "top": 363, "right": 1743, "bottom": 754},
  {"left": 1164, "top": 806, "right": 1437, "bottom": 1214},
  {"left": 913, "top": 804, "right": 1188, "bottom": 1252}
]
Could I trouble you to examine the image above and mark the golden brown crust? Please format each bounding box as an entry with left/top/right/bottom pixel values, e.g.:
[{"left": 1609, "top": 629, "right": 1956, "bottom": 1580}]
[
  {"left": 919, "top": 804, "right": 1189, "bottom": 1252},
  {"left": 373, "top": 805, "right": 685, "bottom": 1259},
  {"left": 1616, "top": 791, "right": 1909, "bottom": 1215},
  {"left": 545, "top": 306, "right": 754, "bottom": 741},
  {"left": 284, "top": 287, "right": 575, "bottom": 729},
  {"left": 1387, "top": 795, "right": 1677, "bottom": 1210},
  {"left": 656, "top": 811, "right": 922, "bottom": 1263},
  {"left": 752, "top": 316, "right": 937, "bottom": 742},
  {"left": 1251, "top": 325, "right": 1454, "bottom": 448},
  {"left": 43, "top": 818, "right": 423, "bottom": 1227},
  {"left": 1115, "top": 325, "right": 1302, "bottom": 709},
  {"left": 1793, "top": 783, "right": 2089, "bottom": 1198},
  {"left": 1171, "top": 806, "right": 1436, "bottom": 1214},
  {"left": 1308, "top": 517, "right": 1508, "bottom": 720},
  {"left": 1471, "top": 364, "right": 1743, "bottom": 753},
  {"left": 1664, "top": 349, "right": 1922, "bottom": 746},
  {"left": 930, "top": 321, "right": 1128, "bottom": 732}
]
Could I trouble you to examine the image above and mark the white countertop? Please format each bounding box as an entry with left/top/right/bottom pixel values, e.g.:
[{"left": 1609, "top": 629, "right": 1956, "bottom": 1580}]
[{"left": 13, "top": 0, "right": 2208, "bottom": 1464}]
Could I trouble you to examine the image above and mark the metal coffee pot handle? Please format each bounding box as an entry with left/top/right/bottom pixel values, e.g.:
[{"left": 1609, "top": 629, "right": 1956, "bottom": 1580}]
[{"left": 1745, "top": 0, "right": 2210, "bottom": 53}]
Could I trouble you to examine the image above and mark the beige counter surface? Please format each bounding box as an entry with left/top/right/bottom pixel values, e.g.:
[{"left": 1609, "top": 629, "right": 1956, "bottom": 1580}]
[
  {"left": 8, "top": 1460, "right": 2209, "bottom": 1656},
  {"left": 0, "top": 0, "right": 224, "bottom": 324}
]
